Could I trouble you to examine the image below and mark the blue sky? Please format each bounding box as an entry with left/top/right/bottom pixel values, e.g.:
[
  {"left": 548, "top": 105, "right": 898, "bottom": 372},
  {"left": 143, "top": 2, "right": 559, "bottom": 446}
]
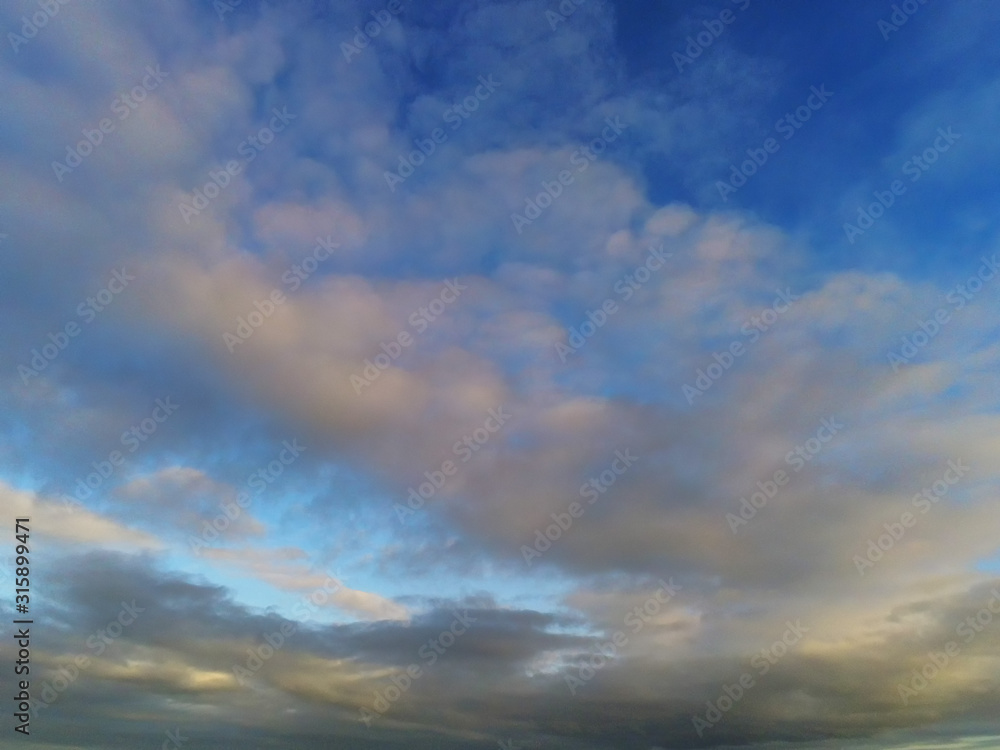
[{"left": 2, "top": 0, "right": 1000, "bottom": 748}]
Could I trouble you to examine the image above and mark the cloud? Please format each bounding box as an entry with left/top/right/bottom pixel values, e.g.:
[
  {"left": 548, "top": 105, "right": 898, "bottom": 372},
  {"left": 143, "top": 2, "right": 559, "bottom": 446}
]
[
  {"left": 0, "top": 481, "right": 163, "bottom": 552},
  {"left": 201, "top": 546, "right": 411, "bottom": 621},
  {"left": 2, "top": 0, "right": 1000, "bottom": 748}
]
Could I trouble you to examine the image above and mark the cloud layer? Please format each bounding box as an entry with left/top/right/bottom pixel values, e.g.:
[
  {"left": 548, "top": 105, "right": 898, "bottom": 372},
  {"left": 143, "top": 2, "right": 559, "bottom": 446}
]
[{"left": 2, "top": 0, "right": 1000, "bottom": 748}]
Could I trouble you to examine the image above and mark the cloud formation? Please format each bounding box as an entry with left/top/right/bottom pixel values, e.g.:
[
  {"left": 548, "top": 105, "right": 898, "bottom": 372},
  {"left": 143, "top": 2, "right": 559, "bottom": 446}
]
[{"left": 1, "top": 0, "right": 1000, "bottom": 748}]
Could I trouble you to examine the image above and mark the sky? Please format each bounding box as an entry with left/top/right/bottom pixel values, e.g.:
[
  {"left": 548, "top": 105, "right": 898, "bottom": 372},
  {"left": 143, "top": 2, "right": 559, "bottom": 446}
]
[{"left": 1, "top": 0, "right": 1000, "bottom": 748}]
